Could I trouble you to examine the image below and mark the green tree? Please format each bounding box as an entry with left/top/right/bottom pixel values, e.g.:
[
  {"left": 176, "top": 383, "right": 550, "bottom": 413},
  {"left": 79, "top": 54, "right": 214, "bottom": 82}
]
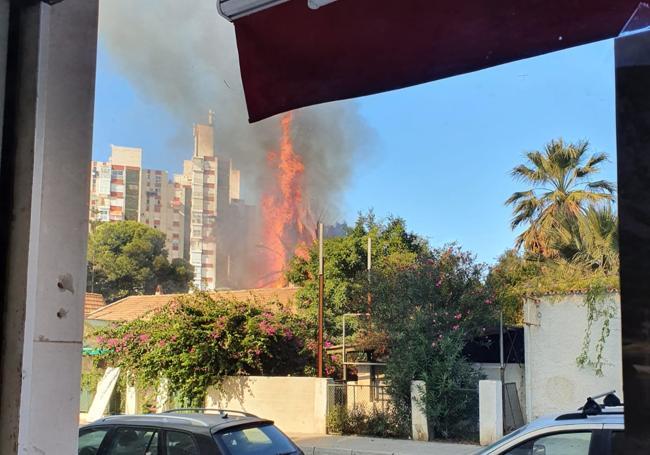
[
  {"left": 551, "top": 205, "right": 619, "bottom": 272},
  {"left": 369, "top": 246, "right": 498, "bottom": 439},
  {"left": 285, "top": 212, "right": 429, "bottom": 335},
  {"left": 87, "top": 221, "right": 193, "bottom": 302},
  {"left": 506, "top": 139, "right": 615, "bottom": 258}
]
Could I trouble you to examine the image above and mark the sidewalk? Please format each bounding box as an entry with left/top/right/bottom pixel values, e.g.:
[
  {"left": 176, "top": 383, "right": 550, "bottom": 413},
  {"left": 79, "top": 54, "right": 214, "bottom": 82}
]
[{"left": 290, "top": 434, "right": 479, "bottom": 455}]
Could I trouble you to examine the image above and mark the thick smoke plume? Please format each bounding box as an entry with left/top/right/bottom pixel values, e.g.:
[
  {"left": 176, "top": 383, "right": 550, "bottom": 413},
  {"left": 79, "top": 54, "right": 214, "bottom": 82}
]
[{"left": 98, "top": 0, "right": 373, "bottom": 217}]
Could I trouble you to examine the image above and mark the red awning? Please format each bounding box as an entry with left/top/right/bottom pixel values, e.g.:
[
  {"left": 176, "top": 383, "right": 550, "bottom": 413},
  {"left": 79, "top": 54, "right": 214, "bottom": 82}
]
[{"left": 234, "top": 0, "right": 640, "bottom": 122}]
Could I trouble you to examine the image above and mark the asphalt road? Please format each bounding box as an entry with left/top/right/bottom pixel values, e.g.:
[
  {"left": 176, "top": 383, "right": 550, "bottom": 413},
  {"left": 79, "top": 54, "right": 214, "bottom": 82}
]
[{"left": 291, "top": 434, "right": 480, "bottom": 455}]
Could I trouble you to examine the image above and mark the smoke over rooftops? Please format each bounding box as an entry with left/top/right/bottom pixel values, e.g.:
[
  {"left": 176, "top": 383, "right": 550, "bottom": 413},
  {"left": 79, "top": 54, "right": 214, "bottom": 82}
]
[{"left": 98, "top": 0, "right": 375, "bottom": 219}]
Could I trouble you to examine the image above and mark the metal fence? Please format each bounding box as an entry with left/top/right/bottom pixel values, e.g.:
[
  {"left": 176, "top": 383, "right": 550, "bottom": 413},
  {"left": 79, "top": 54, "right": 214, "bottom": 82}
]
[
  {"left": 327, "top": 383, "right": 391, "bottom": 415},
  {"left": 504, "top": 382, "right": 525, "bottom": 432}
]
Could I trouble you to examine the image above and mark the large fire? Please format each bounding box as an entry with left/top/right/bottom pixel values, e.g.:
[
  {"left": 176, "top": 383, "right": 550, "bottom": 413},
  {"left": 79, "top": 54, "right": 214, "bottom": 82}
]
[{"left": 258, "top": 112, "right": 315, "bottom": 287}]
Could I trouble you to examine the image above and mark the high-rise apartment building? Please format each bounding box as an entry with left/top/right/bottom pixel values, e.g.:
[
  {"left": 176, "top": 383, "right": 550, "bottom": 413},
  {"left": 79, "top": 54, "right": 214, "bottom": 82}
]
[
  {"left": 90, "top": 145, "right": 174, "bottom": 245},
  {"left": 90, "top": 114, "right": 250, "bottom": 291},
  {"left": 90, "top": 145, "right": 143, "bottom": 223}
]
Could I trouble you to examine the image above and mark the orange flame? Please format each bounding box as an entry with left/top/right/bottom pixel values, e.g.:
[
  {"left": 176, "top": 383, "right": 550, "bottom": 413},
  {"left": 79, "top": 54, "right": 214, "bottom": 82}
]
[{"left": 258, "top": 112, "right": 315, "bottom": 287}]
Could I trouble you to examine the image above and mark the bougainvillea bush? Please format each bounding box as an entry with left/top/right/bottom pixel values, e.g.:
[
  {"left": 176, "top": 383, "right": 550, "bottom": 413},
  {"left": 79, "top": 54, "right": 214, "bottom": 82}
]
[{"left": 94, "top": 293, "right": 315, "bottom": 406}]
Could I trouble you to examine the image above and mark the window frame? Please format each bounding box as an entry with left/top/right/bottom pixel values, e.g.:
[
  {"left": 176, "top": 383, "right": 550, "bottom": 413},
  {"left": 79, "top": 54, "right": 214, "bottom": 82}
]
[
  {"left": 497, "top": 429, "right": 604, "bottom": 455},
  {"left": 99, "top": 425, "right": 163, "bottom": 455},
  {"left": 162, "top": 429, "right": 203, "bottom": 455},
  {"left": 483, "top": 425, "right": 606, "bottom": 455},
  {"left": 78, "top": 426, "right": 114, "bottom": 455}
]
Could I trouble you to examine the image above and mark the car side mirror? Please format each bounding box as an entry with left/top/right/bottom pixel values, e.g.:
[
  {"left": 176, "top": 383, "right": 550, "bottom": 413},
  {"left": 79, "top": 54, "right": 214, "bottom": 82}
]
[{"left": 533, "top": 444, "right": 546, "bottom": 455}]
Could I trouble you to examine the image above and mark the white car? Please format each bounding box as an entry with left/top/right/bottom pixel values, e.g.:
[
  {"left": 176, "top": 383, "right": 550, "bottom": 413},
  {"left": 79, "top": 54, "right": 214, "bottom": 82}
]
[{"left": 476, "top": 394, "right": 624, "bottom": 455}]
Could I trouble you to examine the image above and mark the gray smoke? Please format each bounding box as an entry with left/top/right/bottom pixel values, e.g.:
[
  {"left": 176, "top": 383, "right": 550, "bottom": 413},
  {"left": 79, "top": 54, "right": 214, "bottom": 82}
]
[{"left": 98, "top": 0, "right": 374, "bottom": 219}]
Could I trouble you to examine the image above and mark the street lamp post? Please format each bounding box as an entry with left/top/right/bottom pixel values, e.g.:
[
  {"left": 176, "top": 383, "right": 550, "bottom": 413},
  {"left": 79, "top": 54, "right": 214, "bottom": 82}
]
[{"left": 318, "top": 222, "right": 324, "bottom": 377}]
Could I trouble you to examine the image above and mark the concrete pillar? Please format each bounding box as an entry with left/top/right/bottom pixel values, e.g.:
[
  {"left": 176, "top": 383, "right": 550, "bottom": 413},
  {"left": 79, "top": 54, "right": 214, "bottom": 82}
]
[
  {"left": 614, "top": 29, "right": 650, "bottom": 454},
  {"left": 156, "top": 378, "right": 170, "bottom": 413},
  {"left": 125, "top": 373, "right": 138, "bottom": 415},
  {"left": 479, "top": 380, "right": 503, "bottom": 446},
  {"left": 313, "top": 378, "right": 332, "bottom": 434},
  {"left": 410, "top": 380, "right": 428, "bottom": 441},
  {"left": 0, "top": 1, "right": 98, "bottom": 454}
]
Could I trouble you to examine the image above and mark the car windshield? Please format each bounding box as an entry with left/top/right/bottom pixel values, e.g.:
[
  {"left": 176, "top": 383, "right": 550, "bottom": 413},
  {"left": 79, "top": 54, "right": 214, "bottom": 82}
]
[
  {"left": 474, "top": 425, "right": 530, "bottom": 454},
  {"left": 215, "top": 424, "right": 298, "bottom": 455}
]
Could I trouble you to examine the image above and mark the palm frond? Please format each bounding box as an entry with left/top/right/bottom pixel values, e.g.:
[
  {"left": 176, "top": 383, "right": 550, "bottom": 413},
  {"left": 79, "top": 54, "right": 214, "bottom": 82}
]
[{"left": 586, "top": 180, "right": 616, "bottom": 194}]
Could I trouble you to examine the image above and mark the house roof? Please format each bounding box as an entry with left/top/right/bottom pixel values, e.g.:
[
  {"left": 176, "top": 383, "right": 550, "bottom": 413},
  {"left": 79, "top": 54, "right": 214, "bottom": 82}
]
[
  {"left": 86, "top": 288, "right": 299, "bottom": 322},
  {"left": 84, "top": 293, "right": 106, "bottom": 317}
]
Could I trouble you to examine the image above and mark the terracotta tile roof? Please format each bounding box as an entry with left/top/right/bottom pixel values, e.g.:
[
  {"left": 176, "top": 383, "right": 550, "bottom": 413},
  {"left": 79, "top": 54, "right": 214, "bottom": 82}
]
[
  {"left": 84, "top": 293, "right": 106, "bottom": 317},
  {"left": 86, "top": 287, "right": 299, "bottom": 322}
]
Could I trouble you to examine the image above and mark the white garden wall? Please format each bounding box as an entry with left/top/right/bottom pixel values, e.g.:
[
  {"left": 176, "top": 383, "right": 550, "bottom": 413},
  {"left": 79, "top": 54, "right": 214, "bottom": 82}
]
[
  {"left": 206, "top": 376, "right": 330, "bottom": 435},
  {"left": 477, "top": 363, "right": 526, "bottom": 419},
  {"left": 523, "top": 293, "right": 622, "bottom": 421}
]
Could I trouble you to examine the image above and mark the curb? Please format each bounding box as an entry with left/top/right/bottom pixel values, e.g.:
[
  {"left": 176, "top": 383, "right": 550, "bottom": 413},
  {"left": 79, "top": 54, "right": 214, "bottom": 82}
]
[{"left": 299, "top": 447, "right": 398, "bottom": 455}]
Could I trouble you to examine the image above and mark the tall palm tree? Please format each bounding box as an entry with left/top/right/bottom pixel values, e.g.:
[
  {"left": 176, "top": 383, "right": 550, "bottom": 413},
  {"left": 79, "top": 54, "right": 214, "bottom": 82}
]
[{"left": 506, "top": 139, "right": 615, "bottom": 258}]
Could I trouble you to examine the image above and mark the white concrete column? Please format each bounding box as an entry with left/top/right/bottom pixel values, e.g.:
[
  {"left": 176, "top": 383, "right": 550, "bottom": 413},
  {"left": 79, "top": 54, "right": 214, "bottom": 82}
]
[
  {"left": 479, "top": 380, "right": 504, "bottom": 446},
  {"left": 125, "top": 372, "right": 139, "bottom": 415},
  {"left": 313, "top": 378, "right": 332, "bottom": 434},
  {"left": 0, "top": 1, "right": 98, "bottom": 453},
  {"left": 156, "top": 378, "right": 170, "bottom": 413},
  {"left": 410, "top": 380, "right": 428, "bottom": 441}
]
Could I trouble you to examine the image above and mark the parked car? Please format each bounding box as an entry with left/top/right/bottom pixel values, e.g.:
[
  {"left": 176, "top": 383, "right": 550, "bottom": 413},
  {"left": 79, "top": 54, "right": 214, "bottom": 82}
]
[
  {"left": 476, "top": 393, "right": 624, "bottom": 455},
  {"left": 78, "top": 408, "right": 304, "bottom": 455}
]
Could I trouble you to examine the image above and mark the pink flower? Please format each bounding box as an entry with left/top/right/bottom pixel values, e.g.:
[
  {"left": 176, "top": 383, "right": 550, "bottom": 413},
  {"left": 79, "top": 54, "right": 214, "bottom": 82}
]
[
  {"left": 170, "top": 335, "right": 178, "bottom": 342},
  {"left": 454, "top": 313, "right": 462, "bottom": 320},
  {"left": 435, "top": 278, "right": 443, "bottom": 288},
  {"left": 189, "top": 347, "right": 195, "bottom": 353},
  {"left": 452, "top": 324, "right": 460, "bottom": 331},
  {"left": 484, "top": 299, "right": 493, "bottom": 305},
  {"left": 106, "top": 338, "right": 119, "bottom": 348},
  {"left": 139, "top": 334, "right": 150, "bottom": 343},
  {"left": 96, "top": 336, "right": 106, "bottom": 344},
  {"left": 158, "top": 340, "right": 166, "bottom": 348},
  {"left": 259, "top": 320, "right": 277, "bottom": 336},
  {"left": 324, "top": 341, "right": 333, "bottom": 349},
  {"left": 431, "top": 342, "right": 437, "bottom": 348},
  {"left": 283, "top": 328, "right": 294, "bottom": 340}
]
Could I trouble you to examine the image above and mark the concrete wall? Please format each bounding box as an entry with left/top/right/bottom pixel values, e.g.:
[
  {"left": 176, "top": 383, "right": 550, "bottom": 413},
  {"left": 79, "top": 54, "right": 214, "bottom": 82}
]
[
  {"left": 477, "top": 363, "right": 526, "bottom": 419},
  {"left": 206, "top": 376, "right": 330, "bottom": 435},
  {"left": 524, "top": 293, "right": 622, "bottom": 421},
  {"left": 0, "top": 1, "right": 98, "bottom": 453},
  {"left": 479, "top": 380, "right": 503, "bottom": 446}
]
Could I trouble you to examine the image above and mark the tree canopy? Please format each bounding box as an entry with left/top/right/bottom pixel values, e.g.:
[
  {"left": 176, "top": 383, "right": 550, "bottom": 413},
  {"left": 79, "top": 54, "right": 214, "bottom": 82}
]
[
  {"left": 285, "top": 212, "right": 429, "bottom": 334},
  {"left": 506, "top": 139, "right": 615, "bottom": 259},
  {"left": 87, "top": 221, "right": 194, "bottom": 302},
  {"left": 369, "top": 246, "right": 498, "bottom": 439}
]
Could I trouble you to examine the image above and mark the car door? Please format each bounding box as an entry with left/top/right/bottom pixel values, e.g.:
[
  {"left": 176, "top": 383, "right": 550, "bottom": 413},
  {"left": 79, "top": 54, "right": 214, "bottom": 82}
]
[
  {"left": 102, "top": 426, "right": 161, "bottom": 455},
  {"left": 163, "top": 429, "right": 202, "bottom": 455},
  {"left": 78, "top": 426, "right": 113, "bottom": 455}
]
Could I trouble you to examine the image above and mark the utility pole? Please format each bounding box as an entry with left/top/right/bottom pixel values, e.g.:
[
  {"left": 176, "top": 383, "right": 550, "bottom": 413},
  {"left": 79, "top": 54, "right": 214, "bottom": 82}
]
[
  {"left": 318, "top": 222, "right": 324, "bottom": 378},
  {"left": 499, "top": 308, "right": 505, "bottom": 433},
  {"left": 367, "top": 237, "right": 372, "bottom": 314}
]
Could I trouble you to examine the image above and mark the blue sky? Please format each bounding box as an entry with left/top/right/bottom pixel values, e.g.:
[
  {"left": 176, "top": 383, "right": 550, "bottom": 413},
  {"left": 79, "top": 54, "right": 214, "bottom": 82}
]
[{"left": 93, "top": 39, "right": 618, "bottom": 266}]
